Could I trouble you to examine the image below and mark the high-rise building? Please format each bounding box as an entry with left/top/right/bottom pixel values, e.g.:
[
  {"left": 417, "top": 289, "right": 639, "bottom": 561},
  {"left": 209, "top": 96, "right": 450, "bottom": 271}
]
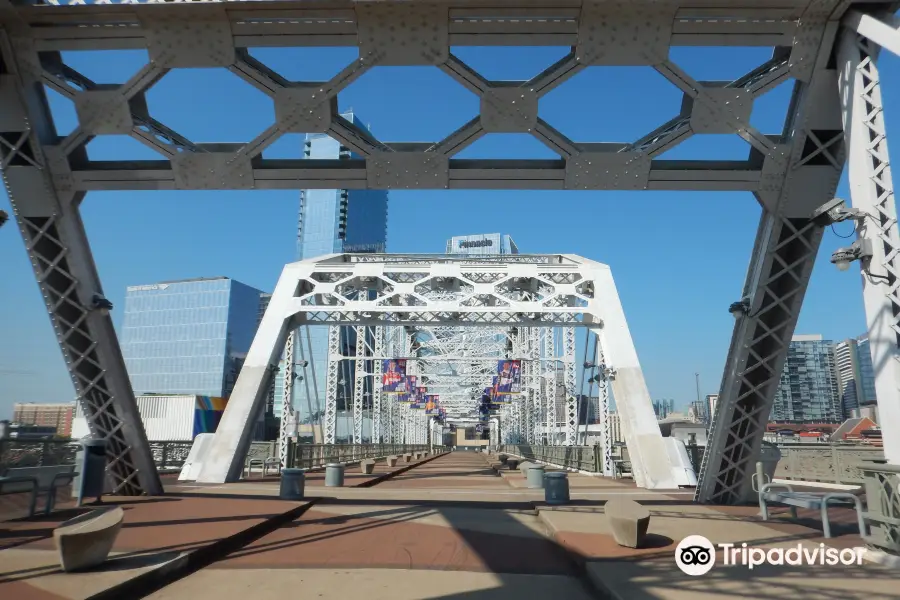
[
  {"left": 293, "top": 112, "right": 389, "bottom": 428},
  {"left": 834, "top": 335, "right": 878, "bottom": 419},
  {"left": 771, "top": 334, "right": 842, "bottom": 423},
  {"left": 120, "top": 277, "right": 265, "bottom": 398},
  {"left": 446, "top": 233, "right": 519, "bottom": 256},
  {"left": 12, "top": 402, "right": 75, "bottom": 437}
]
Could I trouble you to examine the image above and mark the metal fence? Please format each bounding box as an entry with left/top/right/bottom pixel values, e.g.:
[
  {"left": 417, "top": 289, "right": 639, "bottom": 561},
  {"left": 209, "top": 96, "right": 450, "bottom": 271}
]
[
  {"left": 498, "top": 442, "right": 882, "bottom": 486},
  {"left": 0, "top": 439, "right": 280, "bottom": 473},
  {"left": 287, "top": 443, "right": 430, "bottom": 470},
  {"left": 498, "top": 444, "right": 602, "bottom": 472},
  {"left": 774, "top": 444, "right": 885, "bottom": 485},
  {"left": 0, "top": 439, "right": 77, "bottom": 471},
  {"left": 1, "top": 439, "right": 433, "bottom": 474}
]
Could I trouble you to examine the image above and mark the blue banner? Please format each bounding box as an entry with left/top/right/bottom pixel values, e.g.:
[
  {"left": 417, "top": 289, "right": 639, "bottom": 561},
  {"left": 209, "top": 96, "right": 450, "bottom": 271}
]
[
  {"left": 495, "top": 360, "right": 522, "bottom": 395},
  {"left": 382, "top": 359, "right": 407, "bottom": 394}
]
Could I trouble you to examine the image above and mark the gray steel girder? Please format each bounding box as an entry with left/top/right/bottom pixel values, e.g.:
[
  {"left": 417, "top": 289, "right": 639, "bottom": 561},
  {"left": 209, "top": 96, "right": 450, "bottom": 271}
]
[
  {"left": 0, "top": 31, "right": 161, "bottom": 496},
  {"left": 696, "top": 8, "right": 848, "bottom": 504}
]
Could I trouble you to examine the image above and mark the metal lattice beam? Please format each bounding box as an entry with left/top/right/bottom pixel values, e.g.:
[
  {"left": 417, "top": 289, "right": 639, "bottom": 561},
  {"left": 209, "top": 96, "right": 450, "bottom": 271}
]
[
  {"left": 0, "top": 0, "right": 876, "bottom": 195},
  {"left": 3, "top": 0, "right": 898, "bottom": 500},
  {"left": 838, "top": 28, "right": 900, "bottom": 465},
  {"left": 696, "top": 5, "right": 849, "bottom": 503},
  {"left": 0, "top": 29, "right": 161, "bottom": 496},
  {"left": 192, "top": 253, "right": 678, "bottom": 488}
]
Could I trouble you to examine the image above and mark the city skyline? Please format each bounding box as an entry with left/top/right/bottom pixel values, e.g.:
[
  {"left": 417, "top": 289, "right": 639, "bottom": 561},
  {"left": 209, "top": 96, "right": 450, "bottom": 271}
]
[{"left": 1, "top": 45, "right": 892, "bottom": 418}]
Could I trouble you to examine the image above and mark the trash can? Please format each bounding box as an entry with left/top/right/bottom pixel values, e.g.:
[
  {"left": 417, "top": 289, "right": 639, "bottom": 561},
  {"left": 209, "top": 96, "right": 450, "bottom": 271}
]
[
  {"left": 73, "top": 439, "right": 107, "bottom": 507},
  {"left": 526, "top": 465, "right": 545, "bottom": 489},
  {"left": 325, "top": 463, "right": 345, "bottom": 487},
  {"left": 544, "top": 472, "right": 570, "bottom": 505},
  {"left": 279, "top": 468, "right": 305, "bottom": 500}
]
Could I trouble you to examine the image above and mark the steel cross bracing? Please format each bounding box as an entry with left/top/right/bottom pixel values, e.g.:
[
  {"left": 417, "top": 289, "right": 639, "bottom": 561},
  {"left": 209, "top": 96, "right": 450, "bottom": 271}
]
[
  {"left": 838, "top": 22, "right": 900, "bottom": 465},
  {"left": 2, "top": 1, "right": 898, "bottom": 499},
  {"left": 697, "top": 1, "right": 900, "bottom": 505},
  {"left": 277, "top": 328, "right": 296, "bottom": 469},
  {"left": 0, "top": 0, "right": 872, "bottom": 194},
  {"left": 189, "top": 253, "right": 679, "bottom": 487}
]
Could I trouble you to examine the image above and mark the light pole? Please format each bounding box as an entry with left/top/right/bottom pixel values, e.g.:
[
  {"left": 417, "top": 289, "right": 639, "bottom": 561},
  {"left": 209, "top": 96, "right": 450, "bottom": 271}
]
[{"left": 694, "top": 373, "right": 701, "bottom": 405}]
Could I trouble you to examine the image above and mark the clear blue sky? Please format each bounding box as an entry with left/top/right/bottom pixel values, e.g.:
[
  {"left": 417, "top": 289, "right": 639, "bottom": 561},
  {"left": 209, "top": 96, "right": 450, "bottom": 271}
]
[{"left": 2, "top": 44, "right": 897, "bottom": 419}]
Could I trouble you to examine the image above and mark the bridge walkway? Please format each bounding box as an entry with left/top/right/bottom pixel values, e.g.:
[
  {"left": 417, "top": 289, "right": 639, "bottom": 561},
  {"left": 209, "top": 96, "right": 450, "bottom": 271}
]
[{"left": 1, "top": 450, "right": 895, "bottom": 600}]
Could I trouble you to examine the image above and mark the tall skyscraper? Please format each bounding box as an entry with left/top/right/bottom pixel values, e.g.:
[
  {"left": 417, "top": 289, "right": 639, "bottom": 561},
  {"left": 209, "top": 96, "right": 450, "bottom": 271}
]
[
  {"left": 446, "top": 233, "right": 519, "bottom": 256},
  {"left": 293, "top": 111, "right": 389, "bottom": 427},
  {"left": 120, "top": 277, "right": 265, "bottom": 398},
  {"left": 771, "top": 334, "right": 842, "bottom": 423},
  {"left": 834, "top": 335, "right": 878, "bottom": 419}
]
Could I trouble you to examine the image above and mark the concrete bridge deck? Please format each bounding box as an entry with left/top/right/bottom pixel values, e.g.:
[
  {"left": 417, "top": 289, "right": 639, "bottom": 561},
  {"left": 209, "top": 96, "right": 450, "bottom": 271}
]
[{"left": 1, "top": 451, "right": 895, "bottom": 600}]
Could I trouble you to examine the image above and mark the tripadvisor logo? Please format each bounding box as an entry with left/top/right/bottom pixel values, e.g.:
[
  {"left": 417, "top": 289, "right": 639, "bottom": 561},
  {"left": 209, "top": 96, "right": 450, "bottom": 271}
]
[{"left": 675, "top": 535, "right": 865, "bottom": 576}]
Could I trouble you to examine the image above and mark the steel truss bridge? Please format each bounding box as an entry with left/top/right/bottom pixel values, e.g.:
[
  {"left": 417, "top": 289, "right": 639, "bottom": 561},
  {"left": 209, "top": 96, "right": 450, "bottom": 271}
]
[{"left": 1, "top": 0, "right": 899, "bottom": 505}]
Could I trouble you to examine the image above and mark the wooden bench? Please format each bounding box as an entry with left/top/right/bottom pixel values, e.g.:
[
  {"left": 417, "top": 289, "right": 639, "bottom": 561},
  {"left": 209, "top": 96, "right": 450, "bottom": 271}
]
[
  {"left": 758, "top": 482, "right": 867, "bottom": 539},
  {"left": 0, "top": 465, "right": 77, "bottom": 517}
]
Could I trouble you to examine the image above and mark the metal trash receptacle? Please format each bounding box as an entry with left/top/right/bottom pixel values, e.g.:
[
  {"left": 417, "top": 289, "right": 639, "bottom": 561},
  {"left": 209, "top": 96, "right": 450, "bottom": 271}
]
[
  {"left": 73, "top": 439, "right": 108, "bottom": 506},
  {"left": 544, "top": 472, "right": 570, "bottom": 505},
  {"left": 526, "top": 465, "right": 545, "bottom": 489},
  {"left": 325, "top": 463, "right": 345, "bottom": 487},
  {"left": 280, "top": 468, "right": 305, "bottom": 500}
]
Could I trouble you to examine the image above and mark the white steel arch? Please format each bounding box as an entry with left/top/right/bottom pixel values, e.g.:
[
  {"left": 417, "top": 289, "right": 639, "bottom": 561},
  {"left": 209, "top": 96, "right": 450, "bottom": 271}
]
[{"left": 194, "top": 253, "right": 680, "bottom": 489}]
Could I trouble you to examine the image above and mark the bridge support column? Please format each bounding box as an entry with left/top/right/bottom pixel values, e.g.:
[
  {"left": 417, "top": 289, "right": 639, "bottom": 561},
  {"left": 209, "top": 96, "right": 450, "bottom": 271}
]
[
  {"left": 838, "top": 29, "right": 900, "bottom": 465},
  {"left": 697, "top": 23, "right": 845, "bottom": 504},
  {"left": 0, "top": 36, "right": 159, "bottom": 496}
]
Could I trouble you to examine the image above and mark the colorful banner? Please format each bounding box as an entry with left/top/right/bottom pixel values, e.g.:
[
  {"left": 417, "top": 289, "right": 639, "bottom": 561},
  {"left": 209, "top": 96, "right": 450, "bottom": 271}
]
[
  {"left": 425, "top": 395, "right": 440, "bottom": 415},
  {"left": 495, "top": 360, "right": 522, "bottom": 395},
  {"left": 488, "top": 378, "right": 511, "bottom": 404},
  {"left": 382, "top": 359, "right": 407, "bottom": 394},
  {"left": 398, "top": 376, "right": 417, "bottom": 402}
]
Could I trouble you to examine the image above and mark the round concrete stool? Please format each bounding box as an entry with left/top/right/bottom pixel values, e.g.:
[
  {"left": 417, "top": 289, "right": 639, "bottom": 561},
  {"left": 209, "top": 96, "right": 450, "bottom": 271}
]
[
  {"left": 325, "top": 463, "right": 345, "bottom": 487},
  {"left": 279, "top": 468, "right": 305, "bottom": 500},
  {"left": 526, "top": 465, "right": 545, "bottom": 489},
  {"left": 544, "top": 472, "right": 570, "bottom": 505}
]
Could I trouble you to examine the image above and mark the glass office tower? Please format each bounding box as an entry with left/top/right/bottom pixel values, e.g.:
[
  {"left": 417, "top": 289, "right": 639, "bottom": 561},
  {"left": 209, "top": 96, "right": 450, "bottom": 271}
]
[
  {"left": 120, "top": 277, "right": 264, "bottom": 397},
  {"left": 293, "top": 111, "right": 388, "bottom": 435},
  {"left": 771, "top": 334, "right": 842, "bottom": 423},
  {"left": 834, "top": 335, "right": 878, "bottom": 419}
]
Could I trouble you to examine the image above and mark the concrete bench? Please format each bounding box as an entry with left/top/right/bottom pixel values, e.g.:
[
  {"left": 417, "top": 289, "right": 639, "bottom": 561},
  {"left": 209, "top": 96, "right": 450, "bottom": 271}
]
[
  {"left": 759, "top": 482, "right": 867, "bottom": 539},
  {"left": 386, "top": 455, "right": 398, "bottom": 467},
  {"left": 0, "top": 465, "right": 77, "bottom": 517},
  {"left": 360, "top": 460, "right": 375, "bottom": 474},
  {"left": 605, "top": 498, "right": 651, "bottom": 548},
  {"left": 54, "top": 506, "right": 124, "bottom": 572}
]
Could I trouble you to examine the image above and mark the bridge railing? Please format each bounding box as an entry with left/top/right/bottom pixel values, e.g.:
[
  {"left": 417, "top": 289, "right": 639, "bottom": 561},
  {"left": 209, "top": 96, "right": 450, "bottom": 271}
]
[
  {"left": 287, "top": 443, "right": 430, "bottom": 469},
  {"left": 497, "top": 442, "right": 883, "bottom": 485},
  {"left": 0, "top": 439, "right": 279, "bottom": 473},
  {"left": 774, "top": 443, "right": 884, "bottom": 485},
  {"left": 498, "top": 444, "right": 603, "bottom": 472}
]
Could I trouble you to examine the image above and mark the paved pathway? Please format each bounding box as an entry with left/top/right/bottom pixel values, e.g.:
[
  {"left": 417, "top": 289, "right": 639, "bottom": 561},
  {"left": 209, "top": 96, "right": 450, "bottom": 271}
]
[{"left": 1, "top": 450, "right": 897, "bottom": 600}]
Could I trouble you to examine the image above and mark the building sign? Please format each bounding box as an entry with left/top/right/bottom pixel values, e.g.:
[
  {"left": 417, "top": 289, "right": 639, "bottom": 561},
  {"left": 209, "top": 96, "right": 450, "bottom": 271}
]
[
  {"left": 127, "top": 284, "right": 170, "bottom": 292},
  {"left": 459, "top": 238, "right": 493, "bottom": 249}
]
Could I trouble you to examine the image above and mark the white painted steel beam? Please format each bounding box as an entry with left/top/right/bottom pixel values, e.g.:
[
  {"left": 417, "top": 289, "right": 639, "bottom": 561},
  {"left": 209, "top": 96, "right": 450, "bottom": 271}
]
[
  {"left": 838, "top": 29, "right": 900, "bottom": 465},
  {"left": 194, "top": 253, "right": 680, "bottom": 489},
  {"left": 844, "top": 10, "right": 900, "bottom": 58}
]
